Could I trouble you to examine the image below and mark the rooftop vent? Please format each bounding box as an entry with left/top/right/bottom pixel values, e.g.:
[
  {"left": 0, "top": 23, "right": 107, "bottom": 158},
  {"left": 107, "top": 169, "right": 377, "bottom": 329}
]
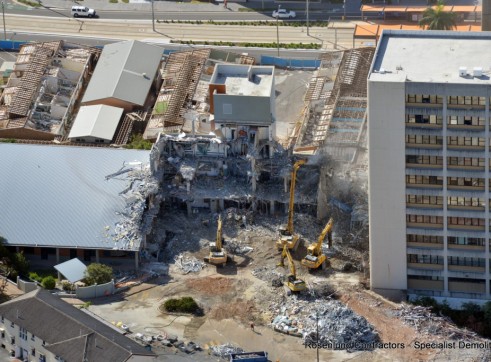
[
  {"left": 379, "top": 68, "right": 386, "bottom": 74},
  {"left": 473, "top": 67, "right": 483, "bottom": 77},
  {"left": 459, "top": 67, "right": 467, "bottom": 77}
]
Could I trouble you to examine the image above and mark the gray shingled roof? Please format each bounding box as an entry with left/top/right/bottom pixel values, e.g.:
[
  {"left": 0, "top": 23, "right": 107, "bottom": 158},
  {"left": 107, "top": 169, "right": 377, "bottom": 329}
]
[
  {"left": 0, "top": 289, "right": 154, "bottom": 361},
  {"left": 82, "top": 40, "right": 162, "bottom": 106},
  {"left": 0, "top": 144, "right": 151, "bottom": 250}
]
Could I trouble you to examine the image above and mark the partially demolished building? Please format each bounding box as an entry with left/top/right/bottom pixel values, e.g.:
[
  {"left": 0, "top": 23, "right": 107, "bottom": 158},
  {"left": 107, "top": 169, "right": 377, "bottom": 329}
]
[{"left": 0, "top": 41, "right": 96, "bottom": 141}]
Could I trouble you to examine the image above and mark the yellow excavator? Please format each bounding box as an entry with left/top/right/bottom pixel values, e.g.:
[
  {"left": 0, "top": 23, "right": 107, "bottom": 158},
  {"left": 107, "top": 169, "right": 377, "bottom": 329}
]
[
  {"left": 204, "top": 215, "right": 228, "bottom": 267},
  {"left": 275, "top": 159, "right": 307, "bottom": 251},
  {"left": 301, "top": 217, "right": 334, "bottom": 271},
  {"left": 277, "top": 244, "right": 306, "bottom": 293}
]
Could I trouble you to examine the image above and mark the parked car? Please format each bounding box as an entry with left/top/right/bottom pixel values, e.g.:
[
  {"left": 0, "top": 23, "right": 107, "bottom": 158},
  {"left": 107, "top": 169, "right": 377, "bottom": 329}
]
[
  {"left": 71, "top": 6, "right": 96, "bottom": 18},
  {"left": 272, "top": 9, "right": 296, "bottom": 19}
]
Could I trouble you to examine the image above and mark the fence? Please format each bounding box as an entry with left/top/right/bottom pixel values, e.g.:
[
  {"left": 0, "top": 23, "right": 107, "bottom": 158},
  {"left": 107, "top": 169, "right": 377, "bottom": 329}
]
[
  {"left": 16, "top": 276, "right": 38, "bottom": 293},
  {"left": 0, "top": 40, "right": 28, "bottom": 51},
  {"left": 75, "top": 280, "right": 115, "bottom": 299},
  {"left": 260, "top": 55, "right": 320, "bottom": 69}
]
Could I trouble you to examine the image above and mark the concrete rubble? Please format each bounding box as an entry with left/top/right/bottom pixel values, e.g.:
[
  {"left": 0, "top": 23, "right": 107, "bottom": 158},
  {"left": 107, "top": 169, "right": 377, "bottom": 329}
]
[
  {"left": 174, "top": 253, "right": 207, "bottom": 274},
  {"left": 210, "top": 343, "right": 244, "bottom": 358},
  {"left": 270, "top": 297, "right": 378, "bottom": 351},
  {"left": 396, "top": 303, "right": 478, "bottom": 340},
  {"left": 252, "top": 266, "right": 285, "bottom": 284},
  {"left": 105, "top": 161, "right": 160, "bottom": 251}
]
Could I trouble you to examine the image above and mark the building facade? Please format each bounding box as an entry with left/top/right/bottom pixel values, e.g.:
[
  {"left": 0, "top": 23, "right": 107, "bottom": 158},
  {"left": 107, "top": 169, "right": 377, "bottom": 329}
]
[
  {"left": 0, "top": 289, "right": 155, "bottom": 361},
  {"left": 368, "top": 30, "right": 491, "bottom": 306}
]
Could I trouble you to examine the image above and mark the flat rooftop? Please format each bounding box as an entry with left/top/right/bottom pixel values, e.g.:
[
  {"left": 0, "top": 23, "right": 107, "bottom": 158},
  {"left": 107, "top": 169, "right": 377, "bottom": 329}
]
[
  {"left": 211, "top": 64, "right": 273, "bottom": 97},
  {"left": 370, "top": 30, "right": 491, "bottom": 84}
]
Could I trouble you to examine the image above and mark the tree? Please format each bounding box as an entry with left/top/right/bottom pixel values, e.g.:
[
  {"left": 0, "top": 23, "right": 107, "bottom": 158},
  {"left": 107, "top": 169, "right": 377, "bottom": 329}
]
[
  {"left": 419, "top": 1, "right": 457, "bottom": 30},
  {"left": 84, "top": 263, "right": 113, "bottom": 285}
]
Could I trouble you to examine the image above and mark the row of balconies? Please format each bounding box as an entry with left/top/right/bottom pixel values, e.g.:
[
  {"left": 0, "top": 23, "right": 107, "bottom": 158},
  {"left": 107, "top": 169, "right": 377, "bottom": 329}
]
[
  {"left": 407, "top": 242, "right": 486, "bottom": 250},
  {"left": 408, "top": 279, "right": 486, "bottom": 294}
]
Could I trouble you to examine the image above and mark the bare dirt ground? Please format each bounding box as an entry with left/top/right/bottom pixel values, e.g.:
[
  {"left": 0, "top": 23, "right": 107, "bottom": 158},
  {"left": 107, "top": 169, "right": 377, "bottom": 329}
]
[{"left": 86, "top": 209, "right": 490, "bottom": 362}]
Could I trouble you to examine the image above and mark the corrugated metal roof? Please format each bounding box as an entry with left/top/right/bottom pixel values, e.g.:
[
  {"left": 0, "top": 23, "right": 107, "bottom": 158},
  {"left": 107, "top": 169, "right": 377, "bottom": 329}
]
[
  {"left": 0, "top": 144, "right": 151, "bottom": 250},
  {"left": 54, "top": 258, "right": 87, "bottom": 283},
  {"left": 68, "top": 105, "right": 124, "bottom": 140},
  {"left": 82, "top": 40, "right": 162, "bottom": 106}
]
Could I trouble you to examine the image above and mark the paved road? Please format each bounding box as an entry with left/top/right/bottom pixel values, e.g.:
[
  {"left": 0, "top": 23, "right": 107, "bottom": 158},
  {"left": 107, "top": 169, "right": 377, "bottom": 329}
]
[{"left": 3, "top": 0, "right": 361, "bottom": 21}]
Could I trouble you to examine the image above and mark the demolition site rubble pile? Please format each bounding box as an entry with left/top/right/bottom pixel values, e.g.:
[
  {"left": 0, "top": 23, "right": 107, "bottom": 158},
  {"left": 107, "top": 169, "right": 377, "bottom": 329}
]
[
  {"left": 106, "top": 162, "right": 160, "bottom": 250},
  {"left": 270, "top": 297, "right": 379, "bottom": 351},
  {"left": 396, "top": 303, "right": 479, "bottom": 340},
  {"left": 174, "top": 253, "right": 207, "bottom": 274}
]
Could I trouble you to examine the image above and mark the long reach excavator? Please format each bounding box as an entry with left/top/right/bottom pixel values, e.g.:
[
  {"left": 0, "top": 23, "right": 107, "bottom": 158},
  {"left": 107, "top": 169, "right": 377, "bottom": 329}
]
[
  {"left": 275, "top": 159, "right": 306, "bottom": 251},
  {"left": 301, "top": 217, "right": 334, "bottom": 271}
]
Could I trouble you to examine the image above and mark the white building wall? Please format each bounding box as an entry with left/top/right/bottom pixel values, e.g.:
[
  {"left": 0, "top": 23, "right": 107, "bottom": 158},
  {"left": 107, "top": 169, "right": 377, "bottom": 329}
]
[
  {"left": 1, "top": 317, "right": 55, "bottom": 362},
  {"left": 368, "top": 79, "right": 407, "bottom": 293}
]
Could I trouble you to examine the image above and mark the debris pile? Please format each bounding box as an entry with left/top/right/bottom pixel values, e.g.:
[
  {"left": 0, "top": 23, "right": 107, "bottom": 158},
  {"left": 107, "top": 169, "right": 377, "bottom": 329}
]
[
  {"left": 270, "top": 297, "right": 378, "bottom": 351},
  {"left": 252, "top": 266, "right": 285, "bottom": 283},
  {"left": 106, "top": 162, "right": 160, "bottom": 250},
  {"left": 210, "top": 343, "right": 244, "bottom": 358},
  {"left": 174, "top": 253, "right": 207, "bottom": 274},
  {"left": 396, "top": 303, "right": 478, "bottom": 340},
  {"left": 224, "top": 239, "right": 253, "bottom": 255}
]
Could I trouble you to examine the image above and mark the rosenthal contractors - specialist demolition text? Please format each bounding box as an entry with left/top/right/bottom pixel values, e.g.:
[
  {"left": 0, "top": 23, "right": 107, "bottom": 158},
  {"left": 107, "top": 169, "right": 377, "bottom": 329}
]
[{"left": 414, "top": 341, "right": 491, "bottom": 349}]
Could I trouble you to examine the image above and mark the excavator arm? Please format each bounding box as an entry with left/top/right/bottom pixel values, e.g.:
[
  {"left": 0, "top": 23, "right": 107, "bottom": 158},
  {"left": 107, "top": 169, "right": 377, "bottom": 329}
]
[
  {"left": 286, "top": 159, "right": 307, "bottom": 235},
  {"left": 312, "top": 218, "right": 334, "bottom": 256},
  {"left": 279, "top": 245, "right": 296, "bottom": 278},
  {"left": 216, "top": 215, "right": 223, "bottom": 251}
]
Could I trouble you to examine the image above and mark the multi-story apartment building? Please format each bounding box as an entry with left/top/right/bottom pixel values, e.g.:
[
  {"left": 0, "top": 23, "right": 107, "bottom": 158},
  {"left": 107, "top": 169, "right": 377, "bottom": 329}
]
[
  {"left": 368, "top": 30, "right": 491, "bottom": 306},
  {"left": 0, "top": 289, "right": 155, "bottom": 361}
]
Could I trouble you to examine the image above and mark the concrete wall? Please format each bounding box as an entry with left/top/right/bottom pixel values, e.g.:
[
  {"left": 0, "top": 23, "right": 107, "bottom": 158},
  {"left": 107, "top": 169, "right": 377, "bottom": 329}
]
[
  {"left": 368, "top": 79, "right": 407, "bottom": 292},
  {"left": 16, "top": 276, "right": 38, "bottom": 293},
  {"left": 76, "top": 280, "right": 114, "bottom": 299}
]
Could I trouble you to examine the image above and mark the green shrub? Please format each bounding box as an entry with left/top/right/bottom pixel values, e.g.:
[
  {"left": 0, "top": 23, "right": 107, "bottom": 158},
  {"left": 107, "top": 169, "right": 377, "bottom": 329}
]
[
  {"left": 84, "top": 263, "right": 113, "bottom": 285},
  {"left": 0, "top": 138, "right": 16, "bottom": 143},
  {"left": 125, "top": 134, "right": 153, "bottom": 150},
  {"left": 18, "top": 0, "right": 40, "bottom": 7},
  {"left": 29, "top": 272, "right": 42, "bottom": 283},
  {"left": 41, "top": 276, "right": 56, "bottom": 290},
  {"left": 109, "top": 0, "right": 118, "bottom": 3},
  {"left": 61, "top": 281, "right": 75, "bottom": 292},
  {"left": 122, "top": 0, "right": 129, "bottom": 2},
  {"left": 164, "top": 297, "right": 200, "bottom": 314}
]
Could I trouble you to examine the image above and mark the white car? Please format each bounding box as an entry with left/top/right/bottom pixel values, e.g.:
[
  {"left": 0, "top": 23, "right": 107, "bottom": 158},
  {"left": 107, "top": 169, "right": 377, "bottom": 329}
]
[{"left": 272, "top": 9, "right": 296, "bottom": 19}]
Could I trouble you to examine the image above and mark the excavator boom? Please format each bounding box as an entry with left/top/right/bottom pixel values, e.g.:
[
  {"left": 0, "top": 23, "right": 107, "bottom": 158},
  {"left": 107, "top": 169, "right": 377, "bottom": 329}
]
[
  {"left": 286, "top": 159, "right": 307, "bottom": 235},
  {"left": 216, "top": 215, "right": 223, "bottom": 250},
  {"left": 313, "top": 218, "right": 333, "bottom": 256}
]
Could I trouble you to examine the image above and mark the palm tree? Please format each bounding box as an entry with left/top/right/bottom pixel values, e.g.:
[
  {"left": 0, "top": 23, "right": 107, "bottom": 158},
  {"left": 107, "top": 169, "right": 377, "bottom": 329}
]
[{"left": 419, "top": 0, "right": 457, "bottom": 30}]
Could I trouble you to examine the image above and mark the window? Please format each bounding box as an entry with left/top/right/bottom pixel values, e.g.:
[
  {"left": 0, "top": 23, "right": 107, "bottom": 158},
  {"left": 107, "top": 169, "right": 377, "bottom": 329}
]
[
  {"left": 448, "top": 256, "right": 485, "bottom": 267},
  {"left": 448, "top": 217, "right": 485, "bottom": 227},
  {"left": 1, "top": 316, "right": 3, "bottom": 323},
  {"left": 10, "top": 337, "right": 14, "bottom": 345},
  {"left": 39, "top": 354, "right": 46, "bottom": 362},
  {"left": 407, "top": 234, "right": 443, "bottom": 244},
  {"left": 19, "top": 327, "right": 27, "bottom": 341},
  {"left": 407, "top": 254, "right": 443, "bottom": 264},
  {"left": 406, "top": 195, "right": 443, "bottom": 206},
  {"left": 406, "top": 214, "right": 443, "bottom": 225},
  {"left": 10, "top": 322, "right": 13, "bottom": 328},
  {"left": 30, "top": 333, "right": 35, "bottom": 341},
  {"left": 31, "top": 348, "right": 35, "bottom": 356},
  {"left": 448, "top": 237, "right": 484, "bottom": 246}
]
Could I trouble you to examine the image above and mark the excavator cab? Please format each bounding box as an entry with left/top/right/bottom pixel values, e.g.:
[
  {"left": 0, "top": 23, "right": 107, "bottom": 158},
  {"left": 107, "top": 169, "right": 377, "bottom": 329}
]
[{"left": 204, "top": 215, "right": 228, "bottom": 267}]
